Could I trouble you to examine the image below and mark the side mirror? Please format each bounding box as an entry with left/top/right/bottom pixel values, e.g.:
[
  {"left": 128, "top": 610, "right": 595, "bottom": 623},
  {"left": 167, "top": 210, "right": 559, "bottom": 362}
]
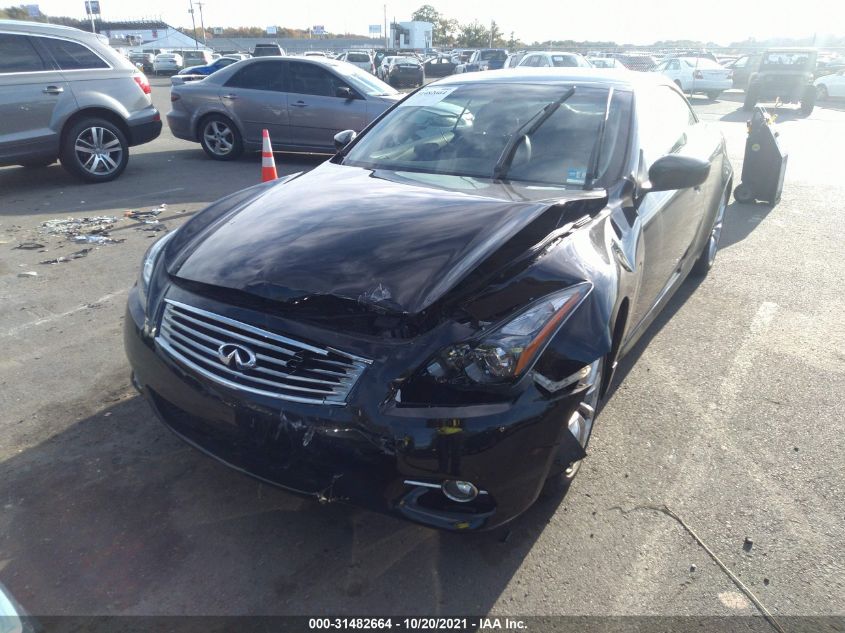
[
  {"left": 334, "top": 129, "right": 357, "bottom": 151},
  {"left": 336, "top": 86, "right": 355, "bottom": 99},
  {"left": 646, "top": 154, "right": 710, "bottom": 192}
]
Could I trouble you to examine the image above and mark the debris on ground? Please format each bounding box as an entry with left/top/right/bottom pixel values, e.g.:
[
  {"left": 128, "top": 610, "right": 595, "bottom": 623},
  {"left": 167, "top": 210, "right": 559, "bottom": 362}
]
[
  {"left": 14, "top": 241, "right": 45, "bottom": 250},
  {"left": 39, "top": 248, "right": 92, "bottom": 264},
  {"left": 17, "top": 271, "right": 38, "bottom": 278},
  {"left": 41, "top": 216, "right": 118, "bottom": 238},
  {"left": 125, "top": 204, "right": 166, "bottom": 221},
  {"left": 72, "top": 234, "right": 125, "bottom": 245},
  {"left": 743, "top": 537, "right": 754, "bottom": 552},
  {"left": 690, "top": 564, "right": 697, "bottom": 572}
]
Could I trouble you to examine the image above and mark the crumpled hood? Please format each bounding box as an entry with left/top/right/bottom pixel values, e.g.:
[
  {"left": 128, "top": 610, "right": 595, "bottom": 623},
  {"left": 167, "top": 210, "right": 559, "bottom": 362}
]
[{"left": 170, "top": 162, "right": 599, "bottom": 314}]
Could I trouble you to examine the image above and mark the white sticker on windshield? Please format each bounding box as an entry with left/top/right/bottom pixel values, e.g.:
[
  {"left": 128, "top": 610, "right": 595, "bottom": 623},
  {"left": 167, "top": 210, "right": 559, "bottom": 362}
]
[{"left": 398, "top": 85, "right": 458, "bottom": 107}]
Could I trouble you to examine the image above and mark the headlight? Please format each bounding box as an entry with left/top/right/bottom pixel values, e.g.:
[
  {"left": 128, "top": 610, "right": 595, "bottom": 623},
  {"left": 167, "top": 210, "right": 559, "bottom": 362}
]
[
  {"left": 138, "top": 229, "right": 178, "bottom": 306},
  {"left": 424, "top": 283, "right": 592, "bottom": 385}
]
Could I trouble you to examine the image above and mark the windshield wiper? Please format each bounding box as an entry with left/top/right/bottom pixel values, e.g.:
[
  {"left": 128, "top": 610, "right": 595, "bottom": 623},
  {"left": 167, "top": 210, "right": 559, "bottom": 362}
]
[
  {"left": 492, "top": 86, "right": 576, "bottom": 181},
  {"left": 584, "top": 87, "right": 614, "bottom": 190}
]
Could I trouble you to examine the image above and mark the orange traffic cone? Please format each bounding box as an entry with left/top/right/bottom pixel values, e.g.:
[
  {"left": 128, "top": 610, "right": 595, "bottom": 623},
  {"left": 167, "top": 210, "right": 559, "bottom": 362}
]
[{"left": 261, "top": 128, "right": 277, "bottom": 182}]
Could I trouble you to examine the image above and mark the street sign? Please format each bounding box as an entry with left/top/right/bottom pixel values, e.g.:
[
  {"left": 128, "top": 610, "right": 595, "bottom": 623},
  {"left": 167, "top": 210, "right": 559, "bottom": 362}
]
[
  {"left": 312, "top": 25, "right": 325, "bottom": 35},
  {"left": 84, "top": 0, "right": 100, "bottom": 15},
  {"left": 266, "top": 26, "right": 277, "bottom": 35},
  {"left": 368, "top": 24, "right": 381, "bottom": 36},
  {"left": 25, "top": 4, "right": 40, "bottom": 17}
]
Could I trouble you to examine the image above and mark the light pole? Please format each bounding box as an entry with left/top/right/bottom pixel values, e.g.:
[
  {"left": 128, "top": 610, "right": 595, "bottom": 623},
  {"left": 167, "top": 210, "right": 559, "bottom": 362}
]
[
  {"left": 188, "top": 0, "right": 199, "bottom": 49},
  {"left": 195, "top": 1, "right": 206, "bottom": 45}
]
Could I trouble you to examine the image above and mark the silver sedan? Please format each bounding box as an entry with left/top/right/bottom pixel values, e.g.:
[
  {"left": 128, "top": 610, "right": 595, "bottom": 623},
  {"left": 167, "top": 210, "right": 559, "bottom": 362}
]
[{"left": 167, "top": 56, "right": 402, "bottom": 159}]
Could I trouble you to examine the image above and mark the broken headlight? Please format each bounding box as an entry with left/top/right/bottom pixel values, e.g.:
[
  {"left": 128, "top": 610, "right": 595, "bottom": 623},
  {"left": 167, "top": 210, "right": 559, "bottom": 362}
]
[
  {"left": 425, "top": 283, "right": 592, "bottom": 384},
  {"left": 138, "top": 229, "right": 177, "bottom": 308}
]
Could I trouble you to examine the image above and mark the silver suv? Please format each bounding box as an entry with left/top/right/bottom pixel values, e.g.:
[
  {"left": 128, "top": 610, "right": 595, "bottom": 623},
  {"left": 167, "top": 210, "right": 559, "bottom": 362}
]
[{"left": 0, "top": 20, "right": 162, "bottom": 182}]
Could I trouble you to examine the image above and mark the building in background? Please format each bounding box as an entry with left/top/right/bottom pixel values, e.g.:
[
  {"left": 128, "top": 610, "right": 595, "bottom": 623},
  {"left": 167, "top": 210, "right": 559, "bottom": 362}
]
[{"left": 389, "top": 21, "right": 432, "bottom": 50}]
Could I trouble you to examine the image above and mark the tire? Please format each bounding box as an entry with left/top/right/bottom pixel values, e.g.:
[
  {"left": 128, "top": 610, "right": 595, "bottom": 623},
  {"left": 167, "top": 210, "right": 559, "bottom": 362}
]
[
  {"left": 691, "top": 186, "right": 729, "bottom": 277},
  {"left": 541, "top": 358, "right": 604, "bottom": 497},
  {"left": 800, "top": 87, "right": 815, "bottom": 117},
  {"left": 706, "top": 91, "right": 721, "bottom": 100},
  {"left": 743, "top": 89, "right": 757, "bottom": 111},
  {"left": 815, "top": 85, "right": 828, "bottom": 101},
  {"left": 199, "top": 114, "right": 243, "bottom": 161},
  {"left": 60, "top": 118, "right": 128, "bottom": 183},
  {"left": 734, "top": 183, "right": 754, "bottom": 203}
]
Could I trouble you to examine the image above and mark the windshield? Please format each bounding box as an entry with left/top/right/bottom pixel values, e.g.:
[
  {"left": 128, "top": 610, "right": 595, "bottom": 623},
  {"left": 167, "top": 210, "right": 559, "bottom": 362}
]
[
  {"left": 480, "top": 50, "right": 507, "bottom": 61},
  {"left": 344, "top": 66, "right": 399, "bottom": 96},
  {"left": 347, "top": 53, "right": 370, "bottom": 62},
  {"left": 343, "top": 83, "right": 631, "bottom": 188},
  {"left": 761, "top": 52, "right": 814, "bottom": 68},
  {"left": 682, "top": 58, "right": 723, "bottom": 69},
  {"left": 551, "top": 54, "right": 590, "bottom": 68}
]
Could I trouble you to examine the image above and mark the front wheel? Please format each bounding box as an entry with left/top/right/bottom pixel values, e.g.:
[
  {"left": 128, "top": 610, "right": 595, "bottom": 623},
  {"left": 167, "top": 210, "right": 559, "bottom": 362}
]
[
  {"left": 691, "top": 186, "right": 729, "bottom": 277},
  {"left": 60, "top": 118, "right": 128, "bottom": 183},
  {"left": 743, "top": 88, "right": 758, "bottom": 111},
  {"left": 800, "top": 87, "right": 815, "bottom": 117},
  {"left": 541, "top": 358, "right": 604, "bottom": 497}
]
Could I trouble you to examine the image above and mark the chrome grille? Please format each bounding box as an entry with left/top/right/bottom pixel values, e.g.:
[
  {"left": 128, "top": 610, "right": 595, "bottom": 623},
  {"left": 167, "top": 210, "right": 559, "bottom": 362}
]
[{"left": 155, "top": 299, "right": 370, "bottom": 405}]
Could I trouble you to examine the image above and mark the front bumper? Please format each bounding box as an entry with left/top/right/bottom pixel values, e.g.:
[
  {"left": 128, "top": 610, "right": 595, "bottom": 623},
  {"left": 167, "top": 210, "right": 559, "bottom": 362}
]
[{"left": 124, "top": 286, "right": 588, "bottom": 531}]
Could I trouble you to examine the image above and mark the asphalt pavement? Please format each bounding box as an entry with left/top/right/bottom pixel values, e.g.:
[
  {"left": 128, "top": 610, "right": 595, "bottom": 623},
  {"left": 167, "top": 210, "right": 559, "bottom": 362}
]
[{"left": 0, "top": 77, "right": 843, "bottom": 622}]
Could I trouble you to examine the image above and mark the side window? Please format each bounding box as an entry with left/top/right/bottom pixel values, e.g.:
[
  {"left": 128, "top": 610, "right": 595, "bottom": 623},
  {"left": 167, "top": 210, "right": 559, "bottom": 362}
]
[
  {"left": 288, "top": 62, "right": 348, "bottom": 97},
  {"left": 655, "top": 61, "right": 668, "bottom": 72},
  {"left": 667, "top": 59, "right": 679, "bottom": 71},
  {"left": 225, "top": 61, "right": 284, "bottom": 91},
  {"left": 733, "top": 56, "right": 748, "bottom": 69},
  {"left": 39, "top": 37, "right": 108, "bottom": 70},
  {"left": 0, "top": 34, "right": 46, "bottom": 73},
  {"left": 638, "top": 87, "right": 697, "bottom": 165}
]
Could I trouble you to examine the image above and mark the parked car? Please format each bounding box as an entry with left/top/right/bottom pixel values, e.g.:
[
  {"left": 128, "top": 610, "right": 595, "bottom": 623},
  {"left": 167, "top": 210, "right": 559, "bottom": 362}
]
[
  {"left": 179, "top": 49, "right": 214, "bottom": 67},
  {"left": 587, "top": 57, "right": 625, "bottom": 69},
  {"left": 504, "top": 52, "right": 526, "bottom": 68},
  {"left": 304, "top": 51, "right": 327, "bottom": 57},
  {"left": 723, "top": 54, "right": 759, "bottom": 89},
  {"left": 153, "top": 52, "right": 183, "bottom": 75},
  {"left": 385, "top": 56, "right": 424, "bottom": 87},
  {"left": 518, "top": 51, "right": 592, "bottom": 68},
  {"left": 653, "top": 57, "right": 732, "bottom": 100},
  {"left": 0, "top": 20, "right": 161, "bottom": 182},
  {"left": 743, "top": 48, "right": 817, "bottom": 114},
  {"left": 377, "top": 55, "right": 399, "bottom": 81},
  {"left": 253, "top": 43, "right": 285, "bottom": 57},
  {"left": 167, "top": 56, "right": 401, "bottom": 158},
  {"left": 814, "top": 70, "right": 845, "bottom": 100},
  {"left": 422, "top": 55, "right": 456, "bottom": 77},
  {"left": 337, "top": 50, "right": 376, "bottom": 74},
  {"left": 132, "top": 68, "right": 732, "bottom": 531},
  {"left": 177, "top": 55, "right": 241, "bottom": 77},
  {"left": 129, "top": 51, "right": 154, "bottom": 72},
  {"left": 456, "top": 48, "right": 508, "bottom": 73}
]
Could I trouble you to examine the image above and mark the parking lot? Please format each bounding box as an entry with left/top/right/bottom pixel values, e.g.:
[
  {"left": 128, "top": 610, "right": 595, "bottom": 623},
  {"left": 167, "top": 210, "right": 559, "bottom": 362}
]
[{"left": 1, "top": 75, "right": 843, "bottom": 621}]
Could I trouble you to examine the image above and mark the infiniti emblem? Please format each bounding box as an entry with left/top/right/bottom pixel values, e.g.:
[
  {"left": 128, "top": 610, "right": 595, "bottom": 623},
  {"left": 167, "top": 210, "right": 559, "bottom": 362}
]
[{"left": 217, "top": 343, "right": 257, "bottom": 370}]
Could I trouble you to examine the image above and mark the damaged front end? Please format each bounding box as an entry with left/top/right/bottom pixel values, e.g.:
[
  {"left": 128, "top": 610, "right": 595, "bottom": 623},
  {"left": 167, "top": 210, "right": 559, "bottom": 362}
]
[{"left": 125, "top": 163, "right": 617, "bottom": 531}]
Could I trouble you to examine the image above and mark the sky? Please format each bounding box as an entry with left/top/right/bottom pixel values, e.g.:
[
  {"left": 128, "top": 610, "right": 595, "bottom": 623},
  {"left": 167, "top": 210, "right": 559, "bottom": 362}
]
[{"left": 32, "top": 0, "right": 844, "bottom": 45}]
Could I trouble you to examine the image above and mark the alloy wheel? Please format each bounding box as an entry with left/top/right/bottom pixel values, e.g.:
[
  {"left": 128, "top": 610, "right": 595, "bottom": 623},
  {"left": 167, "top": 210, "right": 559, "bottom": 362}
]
[
  {"left": 74, "top": 126, "right": 124, "bottom": 176},
  {"left": 203, "top": 120, "right": 235, "bottom": 157}
]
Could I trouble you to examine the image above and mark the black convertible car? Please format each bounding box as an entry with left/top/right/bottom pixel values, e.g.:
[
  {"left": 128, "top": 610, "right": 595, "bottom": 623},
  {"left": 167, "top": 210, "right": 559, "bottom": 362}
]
[{"left": 125, "top": 69, "right": 732, "bottom": 531}]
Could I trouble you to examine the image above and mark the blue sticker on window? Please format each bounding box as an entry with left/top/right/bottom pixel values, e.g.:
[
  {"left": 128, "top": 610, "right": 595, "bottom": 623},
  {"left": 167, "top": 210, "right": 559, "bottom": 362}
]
[{"left": 566, "top": 168, "right": 586, "bottom": 184}]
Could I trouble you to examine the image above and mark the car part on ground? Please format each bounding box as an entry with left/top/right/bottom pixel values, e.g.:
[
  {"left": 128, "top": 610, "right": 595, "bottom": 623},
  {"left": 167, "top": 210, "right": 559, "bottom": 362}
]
[
  {"left": 128, "top": 68, "right": 732, "bottom": 531},
  {"left": 0, "top": 20, "right": 162, "bottom": 182},
  {"left": 734, "top": 107, "right": 787, "bottom": 205}
]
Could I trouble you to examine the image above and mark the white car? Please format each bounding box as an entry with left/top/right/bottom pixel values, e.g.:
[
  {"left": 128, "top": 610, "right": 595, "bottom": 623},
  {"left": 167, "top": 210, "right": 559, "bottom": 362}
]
[
  {"left": 588, "top": 57, "right": 626, "bottom": 69},
  {"left": 654, "top": 57, "right": 732, "bottom": 100},
  {"left": 517, "top": 51, "right": 592, "bottom": 68},
  {"left": 338, "top": 50, "right": 376, "bottom": 74},
  {"left": 153, "top": 53, "right": 183, "bottom": 75},
  {"left": 814, "top": 70, "right": 845, "bottom": 100}
]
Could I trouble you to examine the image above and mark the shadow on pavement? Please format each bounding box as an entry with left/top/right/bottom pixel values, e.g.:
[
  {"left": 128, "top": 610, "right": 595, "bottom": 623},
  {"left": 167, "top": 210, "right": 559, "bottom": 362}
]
[
  {"left": 0, "top": 150, "right": 327, "bottom": 218},
  {"left": 718, "top": 200, "right": 776, "bottom": 250},
  {"left": 0, "top": 393, "right": 563, "bottom": 616}
]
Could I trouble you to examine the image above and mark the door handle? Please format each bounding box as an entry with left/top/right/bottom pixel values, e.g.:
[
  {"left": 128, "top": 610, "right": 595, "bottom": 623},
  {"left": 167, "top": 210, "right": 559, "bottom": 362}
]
[
  {"left": 291, "top": 101, "right": 308, "bottom": 108},
  {"left": 43, "top": 86, "right": 63, "bottom": 95},
  {"left": 222, "top": 93, "right": 239, "bottom": 100}
]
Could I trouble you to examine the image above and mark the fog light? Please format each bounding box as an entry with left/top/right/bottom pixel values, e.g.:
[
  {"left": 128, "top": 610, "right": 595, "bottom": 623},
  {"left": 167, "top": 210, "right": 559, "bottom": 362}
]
[{"left": 442, "top": 479, "right": 478, "bottom": 503}]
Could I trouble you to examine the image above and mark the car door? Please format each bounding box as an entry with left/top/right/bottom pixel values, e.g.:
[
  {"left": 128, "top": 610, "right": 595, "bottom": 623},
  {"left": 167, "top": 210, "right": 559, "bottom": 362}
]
[
  {"left": 219, "top": 59, "right": 290, "bottom": 147},
  {"left": 0, "top": 32, "right": 74, "bottom": 163},
  {"left": 830, "top": 71, "right": 845, "bottom": 97},
  {"left": 730, "top": 56, "right": 751, "bottom": 88},
  {"left": 285, "top": 61, "right": 368, "bottom": 151},
  {"left": 629, "top": 86, "right": 709, "bottom": 330}
]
